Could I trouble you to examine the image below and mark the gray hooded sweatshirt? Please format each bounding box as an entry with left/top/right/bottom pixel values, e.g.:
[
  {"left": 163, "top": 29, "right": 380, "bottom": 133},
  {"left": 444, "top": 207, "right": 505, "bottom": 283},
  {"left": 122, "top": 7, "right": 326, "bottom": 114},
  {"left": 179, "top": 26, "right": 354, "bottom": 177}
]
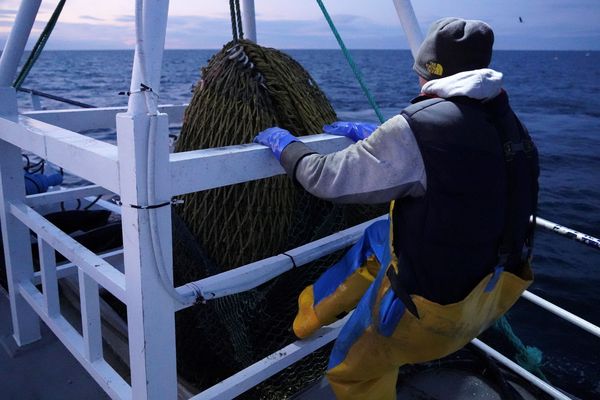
[{"left": 280, "top": 68, "right": 504, "bottom": 204}]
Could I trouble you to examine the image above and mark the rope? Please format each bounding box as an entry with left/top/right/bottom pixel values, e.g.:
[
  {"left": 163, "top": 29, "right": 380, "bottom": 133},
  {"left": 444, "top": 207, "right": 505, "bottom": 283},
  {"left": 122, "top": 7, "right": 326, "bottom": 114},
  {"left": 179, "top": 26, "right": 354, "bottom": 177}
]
[
  {"left": 494, "top": 315, "right": 548, "bottom": 381},
  {"left": 235, "top": 0, "right": 244, "bottom": 40},
  {"left": 229, "top": 0, "right": 244, "bottom": 42},
  {"left": 229, "top": 0, "right": 239, "bottom": 41},
  {"left": 13, "top": 0, "right": 67, "bottom": 90},
  {"left": 315, "top": 0, "right": 385, "bottom": 123}
]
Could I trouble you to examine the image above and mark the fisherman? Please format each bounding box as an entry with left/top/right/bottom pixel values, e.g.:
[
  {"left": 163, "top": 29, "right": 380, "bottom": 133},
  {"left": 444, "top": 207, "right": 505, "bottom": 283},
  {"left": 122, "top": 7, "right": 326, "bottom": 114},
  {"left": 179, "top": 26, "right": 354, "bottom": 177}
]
[{"left": 255, "top": 17, "right": 539, "bottom": 400}]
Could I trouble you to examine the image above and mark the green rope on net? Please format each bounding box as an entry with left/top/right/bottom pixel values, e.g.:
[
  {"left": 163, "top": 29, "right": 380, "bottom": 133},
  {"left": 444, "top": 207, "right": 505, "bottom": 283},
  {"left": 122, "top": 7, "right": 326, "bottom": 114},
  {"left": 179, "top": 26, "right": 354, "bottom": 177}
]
[
  {"left": 494, "top": 315, "right": 548, "bottom": 381},
  {"left": 13, "top": 0, "right": 67, "bottom": 90},
  {"left": 315, "top": 0, "right": 385, "bottom": 124}
]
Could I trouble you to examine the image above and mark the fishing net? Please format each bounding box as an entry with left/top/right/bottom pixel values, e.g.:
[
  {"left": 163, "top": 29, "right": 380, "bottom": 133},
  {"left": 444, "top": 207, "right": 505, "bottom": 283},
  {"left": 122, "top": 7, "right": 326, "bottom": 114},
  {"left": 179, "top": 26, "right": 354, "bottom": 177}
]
[{"left": 172, "top": 39, "right": 387, "bottom": 398}]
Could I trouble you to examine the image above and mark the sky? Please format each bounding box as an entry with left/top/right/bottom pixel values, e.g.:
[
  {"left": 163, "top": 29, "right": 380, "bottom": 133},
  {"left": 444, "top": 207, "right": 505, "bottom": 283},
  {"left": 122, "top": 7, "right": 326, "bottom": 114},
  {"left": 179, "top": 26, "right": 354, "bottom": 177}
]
[{"left": 0, "top": 0, "right": 599, "bottom": 50}]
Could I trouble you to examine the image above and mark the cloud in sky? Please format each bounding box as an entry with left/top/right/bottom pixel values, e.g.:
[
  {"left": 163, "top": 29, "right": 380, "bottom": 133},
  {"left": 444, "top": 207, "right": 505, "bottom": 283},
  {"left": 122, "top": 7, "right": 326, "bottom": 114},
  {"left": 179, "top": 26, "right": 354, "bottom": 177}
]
[{"left": 0, "top": 0, "right": 599, "bottom": 50}]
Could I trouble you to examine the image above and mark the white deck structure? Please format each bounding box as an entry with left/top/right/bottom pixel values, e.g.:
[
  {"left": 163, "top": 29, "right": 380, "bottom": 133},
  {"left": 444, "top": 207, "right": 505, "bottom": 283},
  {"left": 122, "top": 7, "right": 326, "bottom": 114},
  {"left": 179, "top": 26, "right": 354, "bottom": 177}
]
[{"left": 0, "top": 1, "right": 598, "bottom": 399}]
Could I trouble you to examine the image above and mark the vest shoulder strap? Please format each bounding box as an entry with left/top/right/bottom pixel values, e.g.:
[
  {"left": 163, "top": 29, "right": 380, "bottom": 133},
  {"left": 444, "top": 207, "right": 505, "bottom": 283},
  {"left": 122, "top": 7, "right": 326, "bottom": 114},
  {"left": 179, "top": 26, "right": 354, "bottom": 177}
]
[
  {"left": 401, "top": 97, "right": 446, "bottom": 120},
  {"left": 488, "top": 108, "right": 538, "bottom": 267}
]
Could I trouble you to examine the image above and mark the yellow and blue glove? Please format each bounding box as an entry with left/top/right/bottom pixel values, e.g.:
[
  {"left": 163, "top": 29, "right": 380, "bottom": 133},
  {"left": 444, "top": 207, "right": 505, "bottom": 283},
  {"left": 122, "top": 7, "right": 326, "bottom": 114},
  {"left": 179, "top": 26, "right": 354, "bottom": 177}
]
[
  {"left": 323, "top": 121, "right": 378, "bottom": 142},
  {"left": 254, "top": 127, "right": 299, "bottom": 161}
]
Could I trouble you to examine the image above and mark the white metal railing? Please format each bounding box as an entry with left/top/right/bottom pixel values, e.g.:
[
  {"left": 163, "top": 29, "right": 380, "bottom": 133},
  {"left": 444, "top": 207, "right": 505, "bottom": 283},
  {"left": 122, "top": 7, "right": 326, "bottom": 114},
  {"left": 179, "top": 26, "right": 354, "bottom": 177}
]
[
  {"left": 23, "top": 104, "right": 187, "bottom": 132},
  {"left": 536, "top": 216, "right": 600, "bottom": 251},
  {"left": 470, "top": 339, "right": 572, "bottom": 400},
  {"left": 176, "top": 215, "right": 387, "bottom": 309},
  {"left": 10, "top": 202, "right": 126, "bottom": 302},
  {"left": 1, "top": 1, "right": 598, "bottom": 400},
  {"left": 0, "top": 115, "right": 120, "bottom": 192},
  {"left": 169, "top": 133, "right": 352, "bottom": 196},
  {"left": 17, "top": 279, "right": 131, "bottom": 398}
]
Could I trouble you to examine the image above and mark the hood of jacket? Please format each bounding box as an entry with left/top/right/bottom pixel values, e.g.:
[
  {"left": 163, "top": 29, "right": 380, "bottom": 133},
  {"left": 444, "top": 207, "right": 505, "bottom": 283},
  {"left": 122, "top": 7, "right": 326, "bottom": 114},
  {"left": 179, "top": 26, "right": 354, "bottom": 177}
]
[{"left": 421, "top": 68, "right": 503, "bottom": 101}]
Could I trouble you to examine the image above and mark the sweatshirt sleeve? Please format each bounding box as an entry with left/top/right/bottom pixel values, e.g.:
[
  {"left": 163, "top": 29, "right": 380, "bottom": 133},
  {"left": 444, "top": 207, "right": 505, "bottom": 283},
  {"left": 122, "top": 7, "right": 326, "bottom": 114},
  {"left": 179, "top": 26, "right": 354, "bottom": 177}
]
[{"left": 279, "top": 114, "right": 427, "bottom": 204}]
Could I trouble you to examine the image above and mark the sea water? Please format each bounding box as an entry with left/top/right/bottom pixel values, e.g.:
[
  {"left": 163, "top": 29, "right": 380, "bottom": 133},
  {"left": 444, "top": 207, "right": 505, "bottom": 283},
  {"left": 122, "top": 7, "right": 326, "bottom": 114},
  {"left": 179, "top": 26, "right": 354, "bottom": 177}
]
[{"left": 16, "top": 49, "right": 600, "bottom": 398}]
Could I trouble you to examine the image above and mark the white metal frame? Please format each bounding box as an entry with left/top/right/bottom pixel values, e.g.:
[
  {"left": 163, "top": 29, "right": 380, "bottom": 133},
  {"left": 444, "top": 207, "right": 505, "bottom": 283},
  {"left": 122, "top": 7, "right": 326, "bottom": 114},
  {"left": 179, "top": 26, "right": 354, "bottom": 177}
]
[{"left": 0, "top": 1, "right": 598, "bottom": 399}]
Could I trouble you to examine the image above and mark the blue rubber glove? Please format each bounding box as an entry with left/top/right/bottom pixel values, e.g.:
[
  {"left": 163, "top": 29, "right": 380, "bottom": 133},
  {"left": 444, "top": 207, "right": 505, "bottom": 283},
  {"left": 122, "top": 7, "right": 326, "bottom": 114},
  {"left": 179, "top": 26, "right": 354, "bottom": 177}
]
[
  {"left": 254, "top": 127, "right": 299, "bottom": 161},
  {"left": 323, "top": 121, "right": 378, "bottom": 142}
]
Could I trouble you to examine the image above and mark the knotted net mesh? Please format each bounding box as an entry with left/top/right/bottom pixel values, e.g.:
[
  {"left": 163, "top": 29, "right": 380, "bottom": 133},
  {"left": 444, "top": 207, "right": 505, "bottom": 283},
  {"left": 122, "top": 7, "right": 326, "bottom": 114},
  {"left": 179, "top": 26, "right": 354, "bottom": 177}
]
[{"left": 172, "top": 40, "right": 386, "bottom": 398}]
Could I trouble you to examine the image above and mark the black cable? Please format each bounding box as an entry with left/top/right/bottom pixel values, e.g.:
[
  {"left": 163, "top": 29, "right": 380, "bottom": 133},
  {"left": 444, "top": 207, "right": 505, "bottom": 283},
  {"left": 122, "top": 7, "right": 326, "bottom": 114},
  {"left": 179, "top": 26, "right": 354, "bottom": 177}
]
[
  {"left": 60, "top": 198, "right": 81, "bottom": 212},
  {"left": 22, "top": 154, "right": 31, "bottom": 171},
  {"left": 17, "top": 87, "right": 95, "bottom": 109},
  {"left": 235, "top": 0, "right": 244, "bottom": 40},
  {"left": 22, "top": 154, "right": 45, "bottom": 174},
  {"left": 84, "top": 195, "right": 102, "bottom": 210},
  {"left": 282, "top": 252, "right": 298, "bottom": 269},
  {"left": 229, "top": 0, "right": 239, "bottom": 41}
]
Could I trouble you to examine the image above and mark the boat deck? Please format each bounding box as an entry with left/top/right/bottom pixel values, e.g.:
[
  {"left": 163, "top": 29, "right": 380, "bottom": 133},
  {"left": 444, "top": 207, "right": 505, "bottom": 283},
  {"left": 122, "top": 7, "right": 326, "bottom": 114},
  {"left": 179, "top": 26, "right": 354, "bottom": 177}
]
[{"left": 0, "top": 287, "right": 109, "bottom": 400}]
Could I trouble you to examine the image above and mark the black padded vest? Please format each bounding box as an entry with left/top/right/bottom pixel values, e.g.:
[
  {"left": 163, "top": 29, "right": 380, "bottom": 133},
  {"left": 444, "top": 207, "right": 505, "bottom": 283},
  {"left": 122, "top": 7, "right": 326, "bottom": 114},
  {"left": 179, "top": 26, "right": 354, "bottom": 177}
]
[{"left": 390, "top": 92, "right": 539, "bottom": 305}]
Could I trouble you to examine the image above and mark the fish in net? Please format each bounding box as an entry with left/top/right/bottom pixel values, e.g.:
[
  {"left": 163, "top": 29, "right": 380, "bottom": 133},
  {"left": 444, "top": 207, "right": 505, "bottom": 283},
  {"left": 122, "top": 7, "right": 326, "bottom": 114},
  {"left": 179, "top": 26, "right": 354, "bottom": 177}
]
[{"left": 172, "top": 39, "right": 387, "bottom": 398}]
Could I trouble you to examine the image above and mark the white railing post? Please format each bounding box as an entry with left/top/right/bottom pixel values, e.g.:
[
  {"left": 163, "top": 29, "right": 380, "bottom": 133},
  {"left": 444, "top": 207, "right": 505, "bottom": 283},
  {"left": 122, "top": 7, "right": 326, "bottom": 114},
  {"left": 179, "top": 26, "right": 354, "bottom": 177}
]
[
  {"left": 78, "top": 269, "right": 103, "bottom": 362},
  {"left": 392, "top": 0, "right": 423, "bottom": 59},
  {"left": 0, "top": 141, "right": 41, "bottom": 346},
  {"left": 38, "top": 239, "right": 60, "bottom": 317},
  {"left": 30, "top": 92, "right": 42, "bottom": 110},
  {"left": 0, "top": 0, "right": 42, "bottom": 344},
  {"left": 117, "top": 0, "right": 177, "bottom": 398},
  {"left": 241, "top": 0, "right": 257, "bottom": 42}
]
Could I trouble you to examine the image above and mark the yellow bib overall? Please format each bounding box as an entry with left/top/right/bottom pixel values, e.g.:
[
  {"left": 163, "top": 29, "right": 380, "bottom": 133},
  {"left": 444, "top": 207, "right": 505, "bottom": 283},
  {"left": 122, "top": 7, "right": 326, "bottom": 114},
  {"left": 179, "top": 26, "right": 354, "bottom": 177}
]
[{"left": 293, "top": 216, "right": 532, "bottom": 400}]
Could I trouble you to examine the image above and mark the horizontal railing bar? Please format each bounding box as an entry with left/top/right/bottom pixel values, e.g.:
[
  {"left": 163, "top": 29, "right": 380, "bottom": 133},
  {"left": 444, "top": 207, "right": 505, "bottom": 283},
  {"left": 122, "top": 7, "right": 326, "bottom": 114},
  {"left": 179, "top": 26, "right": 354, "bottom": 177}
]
[
  {"left": 522, "top": 290, "right": 600, "bottom": 338},
  {"left": 31, "top": 248, "right": 125, "bottom": 285},
  {"left": 18, "top": 280, "right": 132, "bottom": 399},
  {"left": 471, "top": 339, "right": 571, "bottom": 400},
  {"left": 175, "top": 215, "right": 387, "bottom": 311},
  {"left": 536, "top": 217, "right": 600, "bottom": 252},
  {"left": 0, "top": 115, "right": 119, "bottom": 193},
  {"left": 10, "top": 202, "right": 126, "bottom": 302},
  {"left": 169, "top": 133, "right": 353, "bottom": 196},
  {"left": 190, "top": 315, "right": 351, "bottom": 400},
  {"left": 23, "top": 103, "right": 187, "bottom": 132},
  {"left": 25, "top": 185, "right": 113, "bottom": 207}
]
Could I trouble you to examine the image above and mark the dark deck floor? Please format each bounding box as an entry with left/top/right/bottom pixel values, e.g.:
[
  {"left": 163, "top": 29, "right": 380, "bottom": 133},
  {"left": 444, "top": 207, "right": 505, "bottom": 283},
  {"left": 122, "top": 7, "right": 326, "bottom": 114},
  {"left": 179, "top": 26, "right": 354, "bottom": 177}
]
[{"left": 0, "top": 287, "right": 108, "bottom": 400}]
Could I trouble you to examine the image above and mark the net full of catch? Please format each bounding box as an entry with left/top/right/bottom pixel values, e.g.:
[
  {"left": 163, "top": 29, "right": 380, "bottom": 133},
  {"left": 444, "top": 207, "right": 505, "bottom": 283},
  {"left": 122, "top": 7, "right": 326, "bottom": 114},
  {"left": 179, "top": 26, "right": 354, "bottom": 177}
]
[{"left": 172, "top": 40, "right": 386, "bottom": 398}]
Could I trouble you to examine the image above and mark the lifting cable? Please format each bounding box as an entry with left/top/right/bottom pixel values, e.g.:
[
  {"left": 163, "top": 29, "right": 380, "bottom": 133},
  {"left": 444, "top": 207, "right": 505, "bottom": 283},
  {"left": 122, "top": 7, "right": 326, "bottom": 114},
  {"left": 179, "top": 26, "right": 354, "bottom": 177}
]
[
  {"left": 315, "top": 0, "right": 385, "bottom": 123},
  {"left": 13, "top": 0, "right": 66, "bottom": 90},
  {"left": 229, "top": 0, "right": 244, "bottom": 42},
  {"left": 12, "top": 0, "right": 95, "bottom": 108}
]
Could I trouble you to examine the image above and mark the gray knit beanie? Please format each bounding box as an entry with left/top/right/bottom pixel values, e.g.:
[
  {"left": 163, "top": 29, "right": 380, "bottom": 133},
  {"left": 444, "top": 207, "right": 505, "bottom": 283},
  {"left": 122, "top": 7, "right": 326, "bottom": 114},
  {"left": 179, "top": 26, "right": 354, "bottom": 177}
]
[{"left": 413, "top": 17, "right": 494, "bottom": 80}]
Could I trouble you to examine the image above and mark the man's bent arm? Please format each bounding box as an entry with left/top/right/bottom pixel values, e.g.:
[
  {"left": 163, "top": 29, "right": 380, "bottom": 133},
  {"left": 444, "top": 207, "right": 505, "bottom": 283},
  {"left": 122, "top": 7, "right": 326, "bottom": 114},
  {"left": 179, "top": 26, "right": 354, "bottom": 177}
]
[{"left": 280, "top": 115, "right": 427, "bottom": 204}]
